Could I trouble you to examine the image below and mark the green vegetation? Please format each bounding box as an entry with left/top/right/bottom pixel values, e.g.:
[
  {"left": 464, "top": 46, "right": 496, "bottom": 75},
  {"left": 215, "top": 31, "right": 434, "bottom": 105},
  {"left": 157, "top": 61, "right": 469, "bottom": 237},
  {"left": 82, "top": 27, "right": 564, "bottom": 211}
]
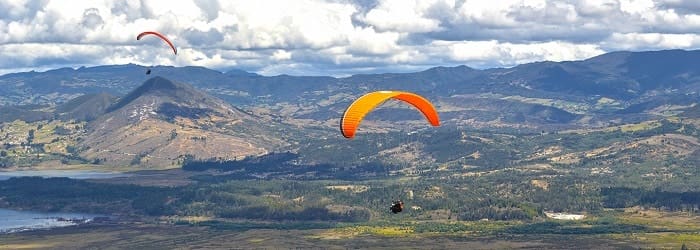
[
  {"left": 0, "top": 109, "right": 699, "bottom": 248},
  {"left": 3, "top": 118, "right": 698, "bottom": 226},
  {"left": 505, "top": 220, "right": 649, "bottom": 235},
  {"left": 0, "top": 177, "right": 175, "bottom": 215},
  {"left": 184, "top": 220, "right": 336, "bottom": 231},
  {"left": 0, "top": 120, "right": 88, "bottom": 167}
]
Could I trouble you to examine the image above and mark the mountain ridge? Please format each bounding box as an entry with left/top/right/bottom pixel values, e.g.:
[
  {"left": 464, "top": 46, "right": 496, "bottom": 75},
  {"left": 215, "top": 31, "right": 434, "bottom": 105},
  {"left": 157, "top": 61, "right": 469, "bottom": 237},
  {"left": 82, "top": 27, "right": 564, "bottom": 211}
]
[
  {"left": 2, "top": 49, "right": 698, "bottom": 104},
  {"left": 1, "top": 49, "right": 700, "bottom": 131},
  {"left": 77, "top": 76, "right": 289, "bottom": 167}
]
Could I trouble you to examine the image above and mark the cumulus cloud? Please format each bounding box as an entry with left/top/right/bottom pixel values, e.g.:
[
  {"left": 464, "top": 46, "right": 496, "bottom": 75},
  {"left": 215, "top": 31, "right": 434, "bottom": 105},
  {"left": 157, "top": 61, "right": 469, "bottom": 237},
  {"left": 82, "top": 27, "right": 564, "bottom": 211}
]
[
  {"left": 358, "top": 0, "right": 443, "bottom": 33},
  {"left": 603, "top": 32, "right": 700, "bottom": 50},
  {"left": 0, "top": 0, "right": 699, "bottom": 76},
  {"left": 194, "top": 0, "right": 220, "bottom": 21},
  {"left": 435, "top": 40, "right": 605, "bottom": 67},
  {"left": 81, "top": 8, "right": 105, "bottom": 29}
]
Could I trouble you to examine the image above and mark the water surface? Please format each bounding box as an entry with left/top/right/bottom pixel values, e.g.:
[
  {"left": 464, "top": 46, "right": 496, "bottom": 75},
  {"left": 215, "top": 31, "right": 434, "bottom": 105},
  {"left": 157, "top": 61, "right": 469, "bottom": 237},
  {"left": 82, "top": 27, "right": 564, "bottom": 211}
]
[
  {"left": 0, "top": 170, "right": 129, "bottom": 180},
  {"left": 0, "top": 208, "right": 103, "bottom": 234}
]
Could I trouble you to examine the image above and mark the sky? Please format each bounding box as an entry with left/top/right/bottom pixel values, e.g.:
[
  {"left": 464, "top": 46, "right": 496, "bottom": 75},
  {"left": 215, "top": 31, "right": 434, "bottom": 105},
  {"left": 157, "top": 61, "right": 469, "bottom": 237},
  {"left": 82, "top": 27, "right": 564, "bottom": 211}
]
[{"left": 1, "top": 0, "right": 700, "bottom": 76}]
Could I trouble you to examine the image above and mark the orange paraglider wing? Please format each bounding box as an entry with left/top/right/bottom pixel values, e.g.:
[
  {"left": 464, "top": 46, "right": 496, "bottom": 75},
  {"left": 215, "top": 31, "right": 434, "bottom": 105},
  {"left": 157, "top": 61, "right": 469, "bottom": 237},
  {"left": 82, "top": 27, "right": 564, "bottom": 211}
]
[
  {"left": 340, "top": 91, "right": 440, "bottom": 138},
  {"left": 137, "top": 31, "right": 177, "bottom": 55}
]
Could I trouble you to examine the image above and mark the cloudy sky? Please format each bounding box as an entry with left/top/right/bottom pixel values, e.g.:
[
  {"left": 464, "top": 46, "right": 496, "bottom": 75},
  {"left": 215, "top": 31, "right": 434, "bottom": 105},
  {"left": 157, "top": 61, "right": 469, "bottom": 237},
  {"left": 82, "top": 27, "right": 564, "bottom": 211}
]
[{"left": 1, "top": 0, "right": 700, "bottom": 76}]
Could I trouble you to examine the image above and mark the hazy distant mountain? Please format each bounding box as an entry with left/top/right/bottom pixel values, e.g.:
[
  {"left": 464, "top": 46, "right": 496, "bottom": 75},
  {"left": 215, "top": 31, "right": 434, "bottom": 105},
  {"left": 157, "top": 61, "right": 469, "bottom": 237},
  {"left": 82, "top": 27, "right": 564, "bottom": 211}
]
[
  {"left": 1, "top": 49, "right": 700, "bottom": 130},
  {"left": 0, "top": 105, "right": 52, "bottom": 123},
  {"left": 487, "top": 50, "right": 700, "bottom": 100},
  {"left": 55, "top": 93, "right": 117, "bottom": 121},
  {"left": 225, "top": 69, "right": 261, "bottom": 77},
  {"left": 0, "top": 93, "right": 116, "bottom": 123},
  {"left": 1, "top": 50, "right": 696, "bottom": 103},
  {"left": 0, "top": 64, "right": 237, "bottom": 105}
]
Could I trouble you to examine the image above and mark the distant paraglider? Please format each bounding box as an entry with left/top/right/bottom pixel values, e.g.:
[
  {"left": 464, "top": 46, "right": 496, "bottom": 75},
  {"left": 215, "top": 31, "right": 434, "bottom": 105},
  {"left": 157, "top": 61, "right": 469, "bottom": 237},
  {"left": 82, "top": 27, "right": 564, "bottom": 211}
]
[
  {"left": 136, "top": 31, "right": 177, "bottom": 55},
  {"left": 340, "top": 91, "right": 440, "bottom": 138},
  {"left": 390, "top": 200, "right": 404, "bottom": 214},
  {"left": 137, "top": 31, "right": 177, "bottom": 75}
]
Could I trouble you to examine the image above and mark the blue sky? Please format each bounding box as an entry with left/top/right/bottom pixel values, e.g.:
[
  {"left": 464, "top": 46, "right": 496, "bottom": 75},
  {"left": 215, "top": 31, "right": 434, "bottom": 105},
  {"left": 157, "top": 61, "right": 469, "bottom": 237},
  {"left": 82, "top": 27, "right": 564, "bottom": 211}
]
[{"left": 1, "top": 0, "right": 700, "bottom": 76}]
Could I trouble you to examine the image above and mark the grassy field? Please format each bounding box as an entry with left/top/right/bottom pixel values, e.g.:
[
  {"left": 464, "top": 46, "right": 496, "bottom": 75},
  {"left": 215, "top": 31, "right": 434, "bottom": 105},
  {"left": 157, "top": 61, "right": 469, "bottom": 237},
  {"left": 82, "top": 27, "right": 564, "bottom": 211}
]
[
  {"left": 2, "top": 208, "right": 696, "bottom": 249},
  {"left": 500, "top": 95, "right": 591, "bottom": 114},
  {"left": 0, "top": 120, "right": 85, "bottom": 153},
  {"left": 0, "top": 222, "right": 653, "bottom": 249},
  {"left": 607, "top": 208, "right": 700, "bottom": 249},
  {"left": 0, "top": 120, "right": 87, "bottom": 167}
]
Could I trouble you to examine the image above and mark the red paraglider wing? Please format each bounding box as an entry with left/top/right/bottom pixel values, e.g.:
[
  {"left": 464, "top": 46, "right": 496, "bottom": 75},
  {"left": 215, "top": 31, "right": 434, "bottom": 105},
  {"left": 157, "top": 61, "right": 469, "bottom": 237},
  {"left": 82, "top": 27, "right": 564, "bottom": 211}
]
[{"left": 137, "top": 31, "right": 177, "bottom": 55}]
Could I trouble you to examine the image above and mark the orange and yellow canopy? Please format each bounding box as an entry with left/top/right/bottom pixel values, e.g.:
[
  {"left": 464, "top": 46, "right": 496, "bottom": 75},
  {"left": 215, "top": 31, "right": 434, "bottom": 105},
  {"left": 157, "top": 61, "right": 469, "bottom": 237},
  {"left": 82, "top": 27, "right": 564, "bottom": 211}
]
[{"left": 340, "top": 91, "right": 440, "bottom": 139}]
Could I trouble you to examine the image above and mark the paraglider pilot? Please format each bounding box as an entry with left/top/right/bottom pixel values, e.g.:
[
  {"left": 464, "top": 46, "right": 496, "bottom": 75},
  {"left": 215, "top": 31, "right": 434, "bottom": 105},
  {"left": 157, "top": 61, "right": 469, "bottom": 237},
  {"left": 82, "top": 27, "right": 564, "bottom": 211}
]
[{"left": 390, "top": 200, "right": 404, "bottom": 214}]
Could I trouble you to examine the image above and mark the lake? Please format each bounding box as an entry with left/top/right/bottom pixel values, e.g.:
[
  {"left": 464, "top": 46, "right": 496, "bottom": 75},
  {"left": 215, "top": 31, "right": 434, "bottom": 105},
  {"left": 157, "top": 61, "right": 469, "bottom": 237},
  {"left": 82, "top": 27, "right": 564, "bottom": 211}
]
[
  {"left": 0, "top": 170, "right": 122, "bottom": 233},
  {"left": 0, "top": 170, "right": 129, "bottom": 181},
  {"left": 0, "top": 208, "right": 104, "bottom": 234}
]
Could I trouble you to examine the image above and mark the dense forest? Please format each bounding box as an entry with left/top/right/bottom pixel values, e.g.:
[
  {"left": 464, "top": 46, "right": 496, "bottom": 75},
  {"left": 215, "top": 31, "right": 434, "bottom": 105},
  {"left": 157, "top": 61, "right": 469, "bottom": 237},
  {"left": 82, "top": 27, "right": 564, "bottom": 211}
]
[{"left": 1, "top": 159, "right": 698, "bottom": 224}]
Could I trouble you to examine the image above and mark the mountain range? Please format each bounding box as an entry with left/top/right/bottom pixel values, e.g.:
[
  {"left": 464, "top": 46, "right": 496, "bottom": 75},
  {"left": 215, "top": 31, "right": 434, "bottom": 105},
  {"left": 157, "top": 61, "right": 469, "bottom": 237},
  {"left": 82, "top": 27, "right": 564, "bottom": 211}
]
[
  {"left": 0, "top": 76, "right": 291, "bottom": 167},
  {"left": 2, "top": 50, "right": 699, "bottom": 128},
  {"left": 0, "top": 49, "right": 699, "bottom": 167}
]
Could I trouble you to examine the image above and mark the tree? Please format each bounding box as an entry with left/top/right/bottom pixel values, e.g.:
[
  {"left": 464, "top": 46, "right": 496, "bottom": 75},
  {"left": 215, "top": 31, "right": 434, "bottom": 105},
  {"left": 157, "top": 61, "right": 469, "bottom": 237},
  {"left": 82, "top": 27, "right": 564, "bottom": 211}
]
[
  {"left": 66, "top": 146, "right": 78, "bottom": 154},
  {"left": 27, "top": 129, "right": 35, "bottom": 143}
]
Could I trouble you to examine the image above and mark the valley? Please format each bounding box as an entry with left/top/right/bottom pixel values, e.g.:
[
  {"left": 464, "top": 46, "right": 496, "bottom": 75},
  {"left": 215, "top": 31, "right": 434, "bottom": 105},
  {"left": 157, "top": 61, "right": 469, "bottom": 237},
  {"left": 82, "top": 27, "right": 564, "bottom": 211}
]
[{"left": 0, "top": 50, "right": 699, "bottom": 249}]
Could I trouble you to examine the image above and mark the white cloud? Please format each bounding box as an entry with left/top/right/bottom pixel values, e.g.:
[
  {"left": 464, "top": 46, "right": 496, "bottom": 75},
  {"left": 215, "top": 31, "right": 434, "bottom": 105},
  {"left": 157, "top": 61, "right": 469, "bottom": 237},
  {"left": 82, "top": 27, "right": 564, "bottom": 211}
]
[
  {"left": 435, "top": 40, "right": 605, "bottom": 66},
  {"left": 0, "top": 0, "right": 699, "bottom": 76},
  {"left": 359, "top": 0, "right": 443, "bottom": 32},
  {"left": 604, "top": 32, "right": 700, "bottom": 50},
  {"left": 272, "top": 49, "right": 292, "bottom": 61},
  {"left": 347, "top": 27, "right": 401, "bottom": 55},
  {"left": 619, "top": 0, "right": 655, "bottom": 14}
]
